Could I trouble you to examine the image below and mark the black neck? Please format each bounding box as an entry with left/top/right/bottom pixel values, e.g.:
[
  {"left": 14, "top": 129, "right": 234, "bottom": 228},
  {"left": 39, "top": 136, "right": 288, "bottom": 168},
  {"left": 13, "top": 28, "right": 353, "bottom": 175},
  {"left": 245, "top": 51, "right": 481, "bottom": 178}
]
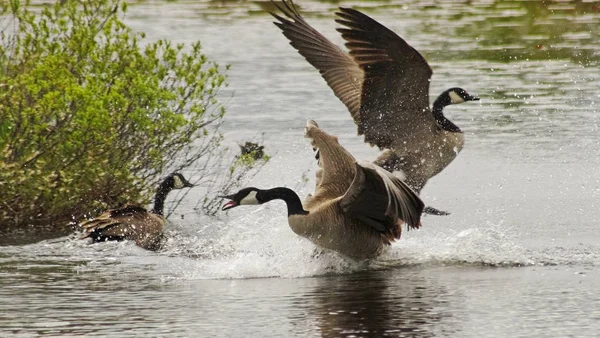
[
  {"left": 150, "top": 180, "right": 172, "bottom": 215},
  {"left": 432, "top": 95, "right": 462, "bottom": 133},
  {"left": 260, "top": 187, "right": 308, "bottom": 216}
]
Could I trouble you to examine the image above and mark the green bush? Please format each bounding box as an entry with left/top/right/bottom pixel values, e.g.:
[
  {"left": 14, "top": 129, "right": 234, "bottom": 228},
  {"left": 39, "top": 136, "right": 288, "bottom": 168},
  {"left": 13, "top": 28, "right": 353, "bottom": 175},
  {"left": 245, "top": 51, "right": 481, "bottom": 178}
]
[{"left": 0, "top": 0, "right": 265, "bottom": 230}]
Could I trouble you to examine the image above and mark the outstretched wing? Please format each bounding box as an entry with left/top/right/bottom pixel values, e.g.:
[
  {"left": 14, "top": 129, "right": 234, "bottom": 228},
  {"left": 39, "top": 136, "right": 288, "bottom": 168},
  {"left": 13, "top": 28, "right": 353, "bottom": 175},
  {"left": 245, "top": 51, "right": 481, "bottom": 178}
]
[
  {"left": 340, "top": 161, "right": 424, "bottom": 240},
  {"left": 304, "top": 120, "right": 356, "bottom": 200},
  {"left": 335, "top": 7, "right": 436, "bottom": 149},
  {"left": 270, "top": 0, "right": 363, "bottom": 119}
]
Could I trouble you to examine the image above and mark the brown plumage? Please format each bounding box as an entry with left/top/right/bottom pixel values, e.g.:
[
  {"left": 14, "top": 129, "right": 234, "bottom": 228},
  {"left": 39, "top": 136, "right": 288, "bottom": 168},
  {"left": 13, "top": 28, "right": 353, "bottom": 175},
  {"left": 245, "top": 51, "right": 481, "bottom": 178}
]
[
  {"left": 270, "top": 1, "right": 479, "bottom": 194},
  {"left": 79, "top": 173, "right": 194, "bottom": 251},
  {"left": 221, "top": 120, "right": 424, "bottom": 260}
]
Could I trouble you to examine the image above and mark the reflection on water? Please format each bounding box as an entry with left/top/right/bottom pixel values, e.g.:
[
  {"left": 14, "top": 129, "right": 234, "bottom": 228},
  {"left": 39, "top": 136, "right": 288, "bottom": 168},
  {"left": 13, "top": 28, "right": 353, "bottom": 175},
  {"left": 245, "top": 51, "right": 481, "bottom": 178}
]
[
  {"left": 1, "top": 248, "right": 464, "bottom": 337},
  {"left": 130, "top": 0, "right": 600, "bottom": 63},
  {"left": 307, "top": 270, "right": 454, "bottom": 337}
]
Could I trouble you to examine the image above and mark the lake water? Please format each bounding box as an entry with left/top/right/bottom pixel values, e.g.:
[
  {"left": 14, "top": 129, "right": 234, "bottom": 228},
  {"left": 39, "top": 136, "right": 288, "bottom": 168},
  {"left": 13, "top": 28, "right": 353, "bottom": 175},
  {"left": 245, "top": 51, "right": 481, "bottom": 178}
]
[{"left": 2, "top": 0, "right": 600, "bottom": 337}]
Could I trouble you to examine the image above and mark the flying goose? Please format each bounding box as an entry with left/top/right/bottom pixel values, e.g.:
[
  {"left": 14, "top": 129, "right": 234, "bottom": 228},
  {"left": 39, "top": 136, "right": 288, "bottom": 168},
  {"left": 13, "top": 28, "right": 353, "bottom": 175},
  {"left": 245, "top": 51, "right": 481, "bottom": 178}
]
[
  {"left": 270, "top": 0, "right": 479, "bottom": 195},
  {"left": 79, "top": 173, "right": 194, "bottom": 251},
  {"left": 221, "top": 120, "right": 424, "bottom": 260}
]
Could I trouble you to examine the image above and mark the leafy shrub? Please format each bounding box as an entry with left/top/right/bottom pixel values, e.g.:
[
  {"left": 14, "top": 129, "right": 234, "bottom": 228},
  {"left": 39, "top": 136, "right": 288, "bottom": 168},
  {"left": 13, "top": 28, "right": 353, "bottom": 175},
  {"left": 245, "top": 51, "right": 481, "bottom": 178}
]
[{"left": 0, "top": 0, "right": 267, "bottom": 231}]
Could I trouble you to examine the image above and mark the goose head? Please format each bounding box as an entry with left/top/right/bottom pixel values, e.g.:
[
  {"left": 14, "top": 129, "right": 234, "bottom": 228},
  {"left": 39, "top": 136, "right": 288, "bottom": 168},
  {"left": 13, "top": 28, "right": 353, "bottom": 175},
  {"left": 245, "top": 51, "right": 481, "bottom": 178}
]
[
  {"left": 443, "top": 87, "right": 480, "bottom": 105},
  {"left": 166, "top": 173, "right": 195, "bottom": 190},
  {"left": 220, "top": 187, "right": 261, "bottom": 211}
]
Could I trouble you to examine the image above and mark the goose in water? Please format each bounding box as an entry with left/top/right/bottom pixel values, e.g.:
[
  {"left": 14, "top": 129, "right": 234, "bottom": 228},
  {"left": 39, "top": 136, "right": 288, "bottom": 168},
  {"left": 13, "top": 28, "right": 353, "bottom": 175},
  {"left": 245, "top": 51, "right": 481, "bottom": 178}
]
[
  {"left": 221, "top": 120, "right": 424, "bottom": 260},
  {"left": 79, "top": 173, "right": 194, "bottom": 251},
  {"left": 270, "top": 0, "right": 479, "bottom": 201}
]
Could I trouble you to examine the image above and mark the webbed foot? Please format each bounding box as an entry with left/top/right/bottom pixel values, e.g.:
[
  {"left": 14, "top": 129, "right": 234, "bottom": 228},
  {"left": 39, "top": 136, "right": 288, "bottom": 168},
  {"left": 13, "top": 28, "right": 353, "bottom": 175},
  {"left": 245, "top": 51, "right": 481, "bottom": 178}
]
[{"left": 423, "top": 206, "right": 451, "bottom": 216}]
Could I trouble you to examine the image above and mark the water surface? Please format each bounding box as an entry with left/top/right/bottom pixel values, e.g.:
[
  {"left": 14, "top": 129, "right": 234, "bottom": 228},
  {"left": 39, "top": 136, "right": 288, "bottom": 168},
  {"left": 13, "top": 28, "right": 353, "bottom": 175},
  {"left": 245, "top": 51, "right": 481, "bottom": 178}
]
[{"left": 2, "top": 0, "right": 600, "bottom": 337}]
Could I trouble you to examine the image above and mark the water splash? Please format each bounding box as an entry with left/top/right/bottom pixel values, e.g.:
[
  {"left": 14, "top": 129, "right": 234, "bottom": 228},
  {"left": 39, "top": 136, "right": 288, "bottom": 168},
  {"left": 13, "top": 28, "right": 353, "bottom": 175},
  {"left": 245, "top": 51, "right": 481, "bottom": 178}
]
[
  {"left": 4, "top": 210, "right": 599, "bottom": 282},
  {"left": 145, "top": 211, "right": 539, "bottom": 279}
]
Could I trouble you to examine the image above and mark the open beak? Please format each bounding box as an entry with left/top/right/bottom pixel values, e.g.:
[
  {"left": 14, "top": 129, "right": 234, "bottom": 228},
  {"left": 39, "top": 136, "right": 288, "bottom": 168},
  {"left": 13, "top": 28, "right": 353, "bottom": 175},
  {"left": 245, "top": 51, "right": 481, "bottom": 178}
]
[{"left": 219, "top": 195, "right": 237, "bottom": 211}]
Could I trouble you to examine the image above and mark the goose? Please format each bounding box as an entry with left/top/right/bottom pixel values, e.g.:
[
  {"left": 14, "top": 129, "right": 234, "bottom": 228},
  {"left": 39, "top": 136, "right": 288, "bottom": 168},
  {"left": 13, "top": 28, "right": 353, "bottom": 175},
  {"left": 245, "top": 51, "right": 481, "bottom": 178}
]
[
  {"left": 221, "top": 120, "right": 424, "bottom": 260},
  {"left": 79, "top": 173, "right": 194, "bottom": 251},
  {"left": 270, "top": 0, "right": 479, "bottom": 198}
]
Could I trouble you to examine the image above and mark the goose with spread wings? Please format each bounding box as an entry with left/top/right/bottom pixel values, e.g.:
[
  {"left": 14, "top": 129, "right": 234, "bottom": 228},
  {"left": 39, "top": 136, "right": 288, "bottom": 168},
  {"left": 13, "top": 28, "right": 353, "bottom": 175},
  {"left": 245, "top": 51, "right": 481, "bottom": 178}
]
[
  {"left": 221, "top": 120, "right": 424, "bottom": 260},
  {"left": 270, "top": 0, "right": 479, "bottom": 198}
]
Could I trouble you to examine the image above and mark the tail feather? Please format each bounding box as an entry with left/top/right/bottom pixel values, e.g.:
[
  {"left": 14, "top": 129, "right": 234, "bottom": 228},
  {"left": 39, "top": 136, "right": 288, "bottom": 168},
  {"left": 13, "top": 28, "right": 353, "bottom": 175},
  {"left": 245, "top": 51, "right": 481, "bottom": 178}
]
[
  {"left": 358, "top": 160, "right": 423, "bottom": 230},
  {"left": 342, "top": 161, "right": 424, "bottom": 243}
]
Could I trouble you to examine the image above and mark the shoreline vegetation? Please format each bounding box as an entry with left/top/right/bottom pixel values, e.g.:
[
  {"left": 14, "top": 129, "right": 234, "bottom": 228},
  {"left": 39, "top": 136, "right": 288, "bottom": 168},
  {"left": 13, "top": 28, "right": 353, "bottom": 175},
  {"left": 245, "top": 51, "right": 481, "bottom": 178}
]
[{"left": 0, "top": 0, "right": 268, "bottom": 242}]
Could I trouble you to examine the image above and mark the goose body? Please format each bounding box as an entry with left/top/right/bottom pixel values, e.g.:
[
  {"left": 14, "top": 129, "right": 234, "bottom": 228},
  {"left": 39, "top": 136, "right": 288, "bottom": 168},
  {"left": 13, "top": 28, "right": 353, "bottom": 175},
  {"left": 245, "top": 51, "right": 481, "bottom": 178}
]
[
  {"left": 222, "top": 121, "right": 424, "bottom": 260},
  {"left": 270, "top": 1, "right": 479, "bottom": 193},
  {"left": 374, "top": 121, "right": 466, "bottom": 192},
  {"left": 79, "top": 173, "right": 194, "bottom": 251}
]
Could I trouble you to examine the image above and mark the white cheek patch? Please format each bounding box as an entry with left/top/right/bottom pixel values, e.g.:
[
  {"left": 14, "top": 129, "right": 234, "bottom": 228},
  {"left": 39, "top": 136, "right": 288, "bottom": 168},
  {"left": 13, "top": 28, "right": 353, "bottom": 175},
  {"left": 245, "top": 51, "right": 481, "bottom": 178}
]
[
  {"left": 240, "top": 191, "right": 259, "bottom": 205},
  {"left": 173, "top": 175, "right": 184, "bottom": 189},
  {"left": 449, "top": 91, "right": 465, "bottom": 104}
]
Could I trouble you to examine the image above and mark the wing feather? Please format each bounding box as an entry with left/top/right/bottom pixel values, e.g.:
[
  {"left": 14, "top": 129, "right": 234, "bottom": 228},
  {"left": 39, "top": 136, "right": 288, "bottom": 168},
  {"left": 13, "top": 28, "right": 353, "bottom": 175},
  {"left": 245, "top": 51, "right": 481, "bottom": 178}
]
[
  {"left": 79, "top": 205, "right": 152, "bottom": 239},
  {"left": 335, "top": 7, "right": 436, "bottom": 149},
  {"left": 340, "top": 161, "right": 424, "bottom": 241},
  {"left": 304, "top": 120, "right": 356, "bottom": 199},
  {"left": 270, "top": 0, "right": 364, "bottom": 120}
]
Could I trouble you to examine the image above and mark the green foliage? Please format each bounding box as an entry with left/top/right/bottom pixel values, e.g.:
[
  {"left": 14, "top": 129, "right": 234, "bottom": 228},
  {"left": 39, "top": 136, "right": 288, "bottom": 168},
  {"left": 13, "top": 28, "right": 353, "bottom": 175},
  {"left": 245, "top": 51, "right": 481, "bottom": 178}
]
[{"left": 0, "top": 0, "right": 256, "bottom": 229}]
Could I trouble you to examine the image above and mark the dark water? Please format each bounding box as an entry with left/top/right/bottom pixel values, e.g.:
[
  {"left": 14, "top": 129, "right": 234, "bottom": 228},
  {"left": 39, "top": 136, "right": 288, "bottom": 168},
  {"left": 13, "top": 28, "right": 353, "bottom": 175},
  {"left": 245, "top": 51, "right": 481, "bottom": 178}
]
[{"left": 2, "top": 0, "right": 600, "bottom": 337}]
